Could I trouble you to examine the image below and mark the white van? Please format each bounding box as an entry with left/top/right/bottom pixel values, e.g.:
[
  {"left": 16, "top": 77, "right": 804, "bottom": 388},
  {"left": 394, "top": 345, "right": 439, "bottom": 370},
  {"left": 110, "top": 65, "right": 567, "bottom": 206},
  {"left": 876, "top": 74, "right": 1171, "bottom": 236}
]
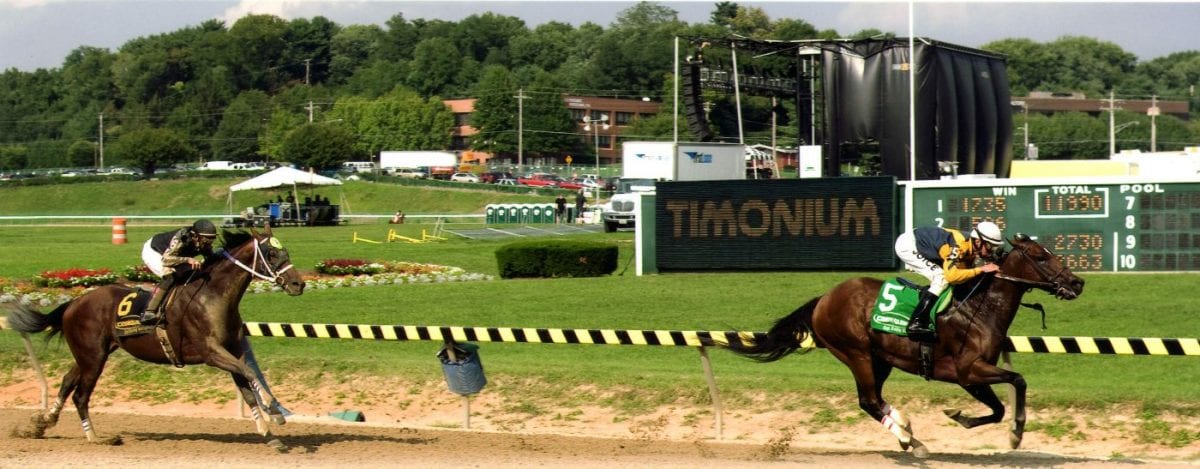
[
  {"left": 199, "top": 160, "right": 234, "bottom": 171},
  {"left": 342, "top": 161, "right": 376, "bottom": 173}
]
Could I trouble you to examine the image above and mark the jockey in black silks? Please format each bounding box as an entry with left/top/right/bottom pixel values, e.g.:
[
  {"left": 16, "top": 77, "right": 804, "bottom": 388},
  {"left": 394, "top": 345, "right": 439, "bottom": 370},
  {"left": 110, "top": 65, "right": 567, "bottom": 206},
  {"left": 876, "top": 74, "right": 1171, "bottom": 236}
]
[{"left": 139, "top": 219, "right": 217, "bottom": 324}]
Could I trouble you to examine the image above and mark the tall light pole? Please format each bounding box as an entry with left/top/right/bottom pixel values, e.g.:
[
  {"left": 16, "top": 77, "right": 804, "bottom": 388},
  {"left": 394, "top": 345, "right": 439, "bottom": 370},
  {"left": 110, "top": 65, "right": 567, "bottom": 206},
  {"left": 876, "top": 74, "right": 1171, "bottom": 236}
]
[
  {"left": 582, "top": 113, "right": 609, "bottom": 177},
  {"left": 583, "top": 113, "right": 609, "bottom": 200}
]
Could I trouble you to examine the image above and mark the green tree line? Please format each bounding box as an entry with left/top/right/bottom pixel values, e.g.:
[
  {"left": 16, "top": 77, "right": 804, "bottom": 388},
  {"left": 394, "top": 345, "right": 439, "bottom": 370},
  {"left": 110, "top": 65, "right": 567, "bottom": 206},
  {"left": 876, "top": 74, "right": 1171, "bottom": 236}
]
[{"left": 1, "top": 1, "right": 1199, "bottom": 173}]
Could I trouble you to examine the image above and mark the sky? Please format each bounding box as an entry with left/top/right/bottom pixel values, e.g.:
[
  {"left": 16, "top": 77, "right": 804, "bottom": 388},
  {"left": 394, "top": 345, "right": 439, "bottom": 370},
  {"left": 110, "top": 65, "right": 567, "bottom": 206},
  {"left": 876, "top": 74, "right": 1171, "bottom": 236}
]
[{"left": 0, "top": 0, "right": 1197, "bottom": 72}]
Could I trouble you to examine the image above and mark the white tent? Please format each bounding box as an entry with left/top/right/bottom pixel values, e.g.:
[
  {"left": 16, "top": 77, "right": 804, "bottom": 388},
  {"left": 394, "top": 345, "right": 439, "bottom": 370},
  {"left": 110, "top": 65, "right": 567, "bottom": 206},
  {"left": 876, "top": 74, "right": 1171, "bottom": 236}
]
[
  {"left": 226, "top": 167, "right": 345, "bottom": 223},
  {"left": 229, "top": 166, "right": 341, "bottom": 192}
]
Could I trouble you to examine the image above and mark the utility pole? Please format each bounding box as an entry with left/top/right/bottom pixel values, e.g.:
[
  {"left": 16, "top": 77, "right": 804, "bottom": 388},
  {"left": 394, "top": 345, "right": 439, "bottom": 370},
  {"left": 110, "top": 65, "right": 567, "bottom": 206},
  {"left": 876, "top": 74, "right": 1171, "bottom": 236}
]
[
  {"left": 304, "top": 59, "right": 311, "bottom": 85},
  {"left": 514, "top": 88, "right": 526, "bottom": 173},
  {"left": 1149, "top": 94, "right": 1158, "bottom": 152},
  {"left": 98, "top": 113, "right": 104, "bottom": 170},
  {"left": 1104, "top": 90, "right": 1120, "bottom": 158},
  {"left": 306, "top": 100, "right": 315, "bottom": 123}
]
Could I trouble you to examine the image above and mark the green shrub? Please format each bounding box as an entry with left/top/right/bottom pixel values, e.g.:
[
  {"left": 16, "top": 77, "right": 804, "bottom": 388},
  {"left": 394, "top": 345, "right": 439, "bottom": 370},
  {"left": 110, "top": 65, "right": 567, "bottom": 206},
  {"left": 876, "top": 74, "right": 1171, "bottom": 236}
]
[{"left": 495, "top": 240, "right": 618, "bottom": 279}]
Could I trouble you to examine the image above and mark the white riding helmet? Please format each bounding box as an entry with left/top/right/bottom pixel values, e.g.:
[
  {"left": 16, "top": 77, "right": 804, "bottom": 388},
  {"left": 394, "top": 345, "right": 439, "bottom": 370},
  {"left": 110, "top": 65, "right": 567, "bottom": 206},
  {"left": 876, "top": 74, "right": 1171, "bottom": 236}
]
[{"left": 971, "top": 221, "right": 1004, "bottom": 246}]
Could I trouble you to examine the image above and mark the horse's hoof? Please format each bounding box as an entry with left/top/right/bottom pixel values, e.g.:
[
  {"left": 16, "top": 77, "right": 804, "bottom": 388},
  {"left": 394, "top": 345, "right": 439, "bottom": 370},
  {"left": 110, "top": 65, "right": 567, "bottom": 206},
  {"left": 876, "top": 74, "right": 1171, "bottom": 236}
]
[
  {"left": 270, "top": 413, "right": 287, "bottom": 425},
  {"left": 899, "top": 439, "right": 910, "bottom": 451},
  {"left": 1009, "top": 431, "right": 1023, "bottom": 449},
  {"left": 909, "top": 438, "right": 930, "bottom": 459},
  {"left": 943, "top": 409, "right": 969, "bottom": 427},
  {"left": 267, "top": 438, "right": 288, "bottom": 453}
]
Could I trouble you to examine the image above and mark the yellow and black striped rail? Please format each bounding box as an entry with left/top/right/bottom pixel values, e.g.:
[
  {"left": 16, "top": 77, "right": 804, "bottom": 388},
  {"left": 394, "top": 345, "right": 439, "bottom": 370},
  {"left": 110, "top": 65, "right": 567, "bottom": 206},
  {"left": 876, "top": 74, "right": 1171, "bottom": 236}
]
[{"left": 242, "top": 322, "right": 1200, "bottom": 356}]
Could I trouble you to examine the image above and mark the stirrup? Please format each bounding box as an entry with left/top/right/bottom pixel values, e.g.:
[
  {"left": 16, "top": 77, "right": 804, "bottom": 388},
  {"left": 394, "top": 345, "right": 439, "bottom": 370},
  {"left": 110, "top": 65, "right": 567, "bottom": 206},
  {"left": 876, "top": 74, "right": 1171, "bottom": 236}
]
[
  {"left": 907, "top": 328, "right": 937, "bottom": 343},
  {"left": 141, "top": 311, "right": 161, "bottom": 324}
]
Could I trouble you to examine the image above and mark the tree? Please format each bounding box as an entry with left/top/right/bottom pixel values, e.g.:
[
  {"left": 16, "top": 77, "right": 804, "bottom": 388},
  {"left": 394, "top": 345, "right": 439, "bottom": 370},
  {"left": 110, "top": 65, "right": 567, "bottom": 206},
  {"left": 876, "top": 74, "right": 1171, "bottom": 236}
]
[
  {"left": 1029, "top": 112, "right": 1106, "bottom": 160},
  {"left": 226, "top": 14, "right": 289, "bottom": 91},
  {"left": 280, "top": 122, "right": 361, "bottom": 171},
  {"left": 584, "top": 2, "right": 685, "bottom": 97},
  {"left": 282, "top": 16, "right": 338, "bottom": 86},
  {"left": 469, "top": 66, "right": 519, "bottom": 156},
  {"left": 0, "top": 146, "right": 29, "bottom": 171},
  {"left": 710, "top": 1, "right": 739, "bottom": 29},
  {"left": 213, "top": 90, "right": 272, "bottom": 161},
  {"left": 407, "top": 37, "right": 464, "bottom": 97},
  {"left": 329, "top": 25, "right": 385, "bottom": 84},
  {"left": 67, "top": 140, "right": 97, "bottom": 167},
  {"left": 111, "top": 127, "right": 197, "bottom": 176},
  {"left": 452, "top": 13, "right": 527, "bottom": 65},
  {"left": 521, "top": 74, "right": 579, "bottom": 158}
]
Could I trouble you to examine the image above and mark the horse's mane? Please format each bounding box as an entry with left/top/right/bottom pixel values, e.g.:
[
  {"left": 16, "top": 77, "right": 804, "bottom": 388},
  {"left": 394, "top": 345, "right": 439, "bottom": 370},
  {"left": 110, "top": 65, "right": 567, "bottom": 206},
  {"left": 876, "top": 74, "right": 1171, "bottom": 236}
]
[{"left": 219, "top": 229, "right": 254, "bottom": 250}]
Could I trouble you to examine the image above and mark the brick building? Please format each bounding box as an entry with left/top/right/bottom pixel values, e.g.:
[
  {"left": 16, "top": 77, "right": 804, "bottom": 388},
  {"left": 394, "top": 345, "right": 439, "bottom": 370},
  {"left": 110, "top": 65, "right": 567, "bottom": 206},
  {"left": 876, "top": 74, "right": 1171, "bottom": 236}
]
[{"left": 443, "top": 95, "right": 661, "bottom": 167}]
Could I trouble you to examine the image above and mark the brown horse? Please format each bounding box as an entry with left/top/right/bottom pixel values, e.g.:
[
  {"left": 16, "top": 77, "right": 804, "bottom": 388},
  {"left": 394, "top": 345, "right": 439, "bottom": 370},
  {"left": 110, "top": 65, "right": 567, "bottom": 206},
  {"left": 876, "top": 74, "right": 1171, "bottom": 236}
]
[
  {"left": 6, "top": 226, "right": 306, "bottom": 443},
  {"left": 725, "top": 234, "right": 1084, "bottom": 457}
]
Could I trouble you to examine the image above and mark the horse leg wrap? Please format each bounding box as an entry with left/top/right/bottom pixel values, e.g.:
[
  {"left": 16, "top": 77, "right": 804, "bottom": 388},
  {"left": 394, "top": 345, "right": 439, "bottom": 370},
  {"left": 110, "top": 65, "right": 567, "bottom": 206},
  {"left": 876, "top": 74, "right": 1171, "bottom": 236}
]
[
  {"left": 81, "top": 417, "right": 96, "bottom": 442},
  {"left": 880, "top": 406, "right": 912, "bottom": 445}
]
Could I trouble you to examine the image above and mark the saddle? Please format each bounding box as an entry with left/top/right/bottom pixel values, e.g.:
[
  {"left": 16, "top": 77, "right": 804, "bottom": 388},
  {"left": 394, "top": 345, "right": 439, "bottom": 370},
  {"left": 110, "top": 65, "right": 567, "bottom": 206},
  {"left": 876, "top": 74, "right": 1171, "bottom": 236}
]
[
  {"left": 870, "top": 278, "right": 953, "bottom": 381},
  {"left": 114, "top": 287, "right": 186, "bottom": 367}
]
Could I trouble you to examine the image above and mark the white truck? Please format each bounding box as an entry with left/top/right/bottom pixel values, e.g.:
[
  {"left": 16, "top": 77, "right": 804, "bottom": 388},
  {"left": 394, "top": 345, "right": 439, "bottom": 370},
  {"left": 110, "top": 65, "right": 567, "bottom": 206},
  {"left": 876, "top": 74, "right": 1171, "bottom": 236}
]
[
  {"left": 602, "top": 142, "right": 745, "bottom": 232},
  {"left": 379, "top": 151, "right": 458, "bottom": 179}
]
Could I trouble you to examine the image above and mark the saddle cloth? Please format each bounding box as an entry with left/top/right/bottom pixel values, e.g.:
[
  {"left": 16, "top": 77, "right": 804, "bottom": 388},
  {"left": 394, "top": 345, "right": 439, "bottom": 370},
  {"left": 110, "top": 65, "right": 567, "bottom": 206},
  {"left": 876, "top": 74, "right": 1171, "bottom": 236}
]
[
  {"left": 114, "top": 288, "right": 157, "bottom": 338},
  {"left": 869, "top": 278, "right": 951, "bottom": 336}
]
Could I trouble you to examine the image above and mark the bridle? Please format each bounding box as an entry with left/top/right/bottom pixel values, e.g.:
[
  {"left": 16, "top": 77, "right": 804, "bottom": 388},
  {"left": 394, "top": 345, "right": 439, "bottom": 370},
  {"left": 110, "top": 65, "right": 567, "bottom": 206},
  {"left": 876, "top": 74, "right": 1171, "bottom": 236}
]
[
  {"left": 221, "top": 236, "right": 294, "bottom": 283},
  {"left": 994, "top": 243, "right": 1075, "bottom": 299}
]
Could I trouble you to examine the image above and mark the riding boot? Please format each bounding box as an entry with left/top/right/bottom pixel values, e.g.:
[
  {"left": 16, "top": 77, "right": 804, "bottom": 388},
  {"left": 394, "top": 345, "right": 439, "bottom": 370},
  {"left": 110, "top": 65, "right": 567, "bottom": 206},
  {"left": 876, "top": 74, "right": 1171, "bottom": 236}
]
[
  {"left": 906, "top": 290, "right": 939, "bottom": 343},
  {"left": 141, "top": 276, "right": 174, "bottom": 324}
]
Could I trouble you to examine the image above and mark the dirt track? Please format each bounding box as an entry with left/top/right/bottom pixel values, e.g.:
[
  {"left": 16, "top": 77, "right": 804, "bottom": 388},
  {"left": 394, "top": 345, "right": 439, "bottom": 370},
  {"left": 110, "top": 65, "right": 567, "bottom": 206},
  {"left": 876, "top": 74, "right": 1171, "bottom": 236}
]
[{"left": 0, "top": 407, "right": 1182, "bottom": 468}]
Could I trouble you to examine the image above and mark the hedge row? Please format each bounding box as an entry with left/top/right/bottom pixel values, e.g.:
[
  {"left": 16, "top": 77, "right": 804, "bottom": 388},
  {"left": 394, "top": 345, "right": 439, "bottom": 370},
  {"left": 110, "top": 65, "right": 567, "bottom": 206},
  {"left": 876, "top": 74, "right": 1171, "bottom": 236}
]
[{"left": 495, "top": 240, "right": 618, "bottom": 279}]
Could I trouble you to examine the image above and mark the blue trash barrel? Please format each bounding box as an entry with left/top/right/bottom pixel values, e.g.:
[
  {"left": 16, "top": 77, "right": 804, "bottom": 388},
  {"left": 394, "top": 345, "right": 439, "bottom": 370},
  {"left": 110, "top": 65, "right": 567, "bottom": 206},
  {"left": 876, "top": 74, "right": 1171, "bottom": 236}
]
[{"left": 438, "top": 342, "right": 486, "bottom": 395}]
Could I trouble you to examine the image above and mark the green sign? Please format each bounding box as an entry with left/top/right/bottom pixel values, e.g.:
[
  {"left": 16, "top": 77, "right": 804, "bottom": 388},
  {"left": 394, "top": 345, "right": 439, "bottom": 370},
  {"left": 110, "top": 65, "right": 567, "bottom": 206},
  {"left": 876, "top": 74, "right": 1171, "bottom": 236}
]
[{"left": 909, "top": 179, "right": 1200, "bottom": 272}]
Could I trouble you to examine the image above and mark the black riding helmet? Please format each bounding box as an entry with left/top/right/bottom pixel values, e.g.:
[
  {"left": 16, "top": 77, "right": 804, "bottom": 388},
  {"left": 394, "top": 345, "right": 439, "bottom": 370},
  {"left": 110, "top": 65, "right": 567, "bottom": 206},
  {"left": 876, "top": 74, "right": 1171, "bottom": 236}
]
[{"left": 191, "top": 219, "right": 218, "bottom": 238}]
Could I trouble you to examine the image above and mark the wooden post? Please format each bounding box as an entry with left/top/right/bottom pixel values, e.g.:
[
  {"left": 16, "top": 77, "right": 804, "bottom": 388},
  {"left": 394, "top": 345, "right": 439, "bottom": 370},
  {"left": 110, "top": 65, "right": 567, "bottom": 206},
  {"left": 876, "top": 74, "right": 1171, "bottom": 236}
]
[
  {"left": 697, "top": 345, "right": 724, "bottom": 439},
  {"left": 21, "top": 333, "right": 48, "bottom": 411}
]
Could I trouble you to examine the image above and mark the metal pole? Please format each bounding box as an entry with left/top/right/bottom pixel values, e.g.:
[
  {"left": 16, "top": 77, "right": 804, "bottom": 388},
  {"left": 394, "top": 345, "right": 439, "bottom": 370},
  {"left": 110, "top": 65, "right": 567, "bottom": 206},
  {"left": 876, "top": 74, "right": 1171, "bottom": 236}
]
[
  {"left": 673, "top": 37, "right": 679, "bottom": 143},
  {"left": 908, "top": 1, "right": 917, "bottom": 181}
]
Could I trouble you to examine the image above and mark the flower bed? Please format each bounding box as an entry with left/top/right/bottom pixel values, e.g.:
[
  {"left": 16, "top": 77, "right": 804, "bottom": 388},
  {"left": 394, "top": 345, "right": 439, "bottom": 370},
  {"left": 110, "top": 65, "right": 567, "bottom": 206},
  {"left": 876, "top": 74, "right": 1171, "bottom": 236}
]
[
  {"left": 33, "top": 268, "right": 118, "bottom": 288},
  {"left": 1, "top": 261, "right": 494, "bottom": 305},
  {"left": 315, "top": 259, "right": 385, "bottom": 276}
]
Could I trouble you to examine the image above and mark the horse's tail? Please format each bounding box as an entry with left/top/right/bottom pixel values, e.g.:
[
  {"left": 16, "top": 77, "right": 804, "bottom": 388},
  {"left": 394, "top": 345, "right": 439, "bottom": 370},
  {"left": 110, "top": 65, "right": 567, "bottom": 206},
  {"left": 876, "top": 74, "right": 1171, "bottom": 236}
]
[
  {"left": 6, "top": 301, "right": 69, "bottom": 339},
  {"left": 726, "top": 296, "right": 819, "bottom": 362}
]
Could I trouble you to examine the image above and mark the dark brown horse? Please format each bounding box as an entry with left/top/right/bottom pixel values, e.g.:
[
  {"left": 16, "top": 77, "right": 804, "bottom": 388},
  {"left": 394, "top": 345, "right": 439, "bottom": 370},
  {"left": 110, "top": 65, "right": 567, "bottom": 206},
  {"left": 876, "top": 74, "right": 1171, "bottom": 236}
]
[
  {"left": 6, "top": 226, "right": 305, "bottom": 443},
  {"left": 725, "top": 234, "right": 1084, "bottom": 457}
]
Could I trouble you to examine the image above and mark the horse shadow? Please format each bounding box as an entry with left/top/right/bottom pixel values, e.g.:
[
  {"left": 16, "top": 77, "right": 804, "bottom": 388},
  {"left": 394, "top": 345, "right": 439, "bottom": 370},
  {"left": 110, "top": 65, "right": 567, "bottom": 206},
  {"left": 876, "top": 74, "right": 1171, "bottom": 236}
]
[
  {"left": 875, "top": 449, "right": 1129, "bottom": 466},
  {"left": 129, "top": 428, "right": 437, "bottom": 454}
]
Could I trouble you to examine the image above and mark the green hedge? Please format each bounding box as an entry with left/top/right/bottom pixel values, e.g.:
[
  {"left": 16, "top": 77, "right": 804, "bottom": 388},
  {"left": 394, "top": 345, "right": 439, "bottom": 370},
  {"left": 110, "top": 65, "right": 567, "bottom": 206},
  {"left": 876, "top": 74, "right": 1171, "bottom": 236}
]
[{"left": 495, "top": 240, "right": 618, "bottom": 278}]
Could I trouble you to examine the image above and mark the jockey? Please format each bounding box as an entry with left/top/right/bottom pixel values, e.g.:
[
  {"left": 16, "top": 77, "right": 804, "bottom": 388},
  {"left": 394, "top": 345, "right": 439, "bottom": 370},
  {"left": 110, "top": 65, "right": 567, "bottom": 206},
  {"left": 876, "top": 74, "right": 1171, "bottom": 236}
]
[
  {"left": 893, "top": 221, "right": 1003, "bottom": 342},
  {"left": 139, "top": 219, "right": 218, "bottom": 324}
]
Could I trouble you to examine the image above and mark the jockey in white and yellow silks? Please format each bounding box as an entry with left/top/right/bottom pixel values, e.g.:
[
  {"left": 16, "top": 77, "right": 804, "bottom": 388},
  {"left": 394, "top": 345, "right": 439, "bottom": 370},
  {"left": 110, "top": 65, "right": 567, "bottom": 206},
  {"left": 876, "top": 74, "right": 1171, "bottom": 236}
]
[{"left": 893, "top": 221, "right": 1003, "bottom": 342}]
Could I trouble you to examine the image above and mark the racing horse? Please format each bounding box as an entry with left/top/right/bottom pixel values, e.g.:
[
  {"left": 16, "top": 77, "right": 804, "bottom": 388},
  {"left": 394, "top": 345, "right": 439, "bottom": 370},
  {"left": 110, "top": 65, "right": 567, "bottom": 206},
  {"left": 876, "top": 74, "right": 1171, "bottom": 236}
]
[
  {"left": 725, "top": 234, "right": 1084, "bottom": 457},
  {"left": 6, "top": 226, "right": 306, "bottom": 443}
]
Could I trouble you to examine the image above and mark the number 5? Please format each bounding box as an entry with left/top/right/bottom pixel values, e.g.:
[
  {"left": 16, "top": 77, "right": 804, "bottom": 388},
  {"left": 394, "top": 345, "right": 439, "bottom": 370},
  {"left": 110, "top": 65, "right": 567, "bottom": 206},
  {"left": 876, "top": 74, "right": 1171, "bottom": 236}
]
[{"left": 878, "top": 283, "right": 903, "bottom": 312}]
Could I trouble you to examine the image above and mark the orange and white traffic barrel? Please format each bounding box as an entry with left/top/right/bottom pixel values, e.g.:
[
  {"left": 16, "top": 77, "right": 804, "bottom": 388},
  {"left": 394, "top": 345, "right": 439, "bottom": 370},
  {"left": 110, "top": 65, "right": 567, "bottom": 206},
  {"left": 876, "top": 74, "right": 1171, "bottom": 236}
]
[{"left": 112, "top": 218, "right": 127, "bottom": 245}]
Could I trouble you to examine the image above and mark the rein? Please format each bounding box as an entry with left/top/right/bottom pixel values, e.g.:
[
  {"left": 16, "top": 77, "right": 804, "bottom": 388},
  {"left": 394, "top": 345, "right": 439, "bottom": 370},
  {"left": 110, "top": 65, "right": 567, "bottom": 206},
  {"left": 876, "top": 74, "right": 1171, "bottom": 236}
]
[{"left": 221, "top": 237, "right": 293, "bottom": 282}]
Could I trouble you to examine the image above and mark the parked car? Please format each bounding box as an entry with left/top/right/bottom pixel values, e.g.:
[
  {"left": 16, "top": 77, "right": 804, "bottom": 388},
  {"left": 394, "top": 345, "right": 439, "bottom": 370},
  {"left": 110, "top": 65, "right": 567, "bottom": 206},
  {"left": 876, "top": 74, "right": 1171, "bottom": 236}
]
[
  {"left": 495, "top": 178, "right": 519, "bottom": 186},
  {"left": 450, "top": 172, "right": 480, "bottom": 183},
  {"left": 392, "top": 168, "right": 427, "bottom": 179},
  {"left": 517, "top": 172, "right": 565, "bottom": 187},
  {"left": 556, "top": 179, "right": 586, "bottom": 190},
  {"left": 571, "top": 177, "right": 603, "bottom": 189},
  {"left": 480, "top": 171, "right": 515, "bottom": 184}
]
